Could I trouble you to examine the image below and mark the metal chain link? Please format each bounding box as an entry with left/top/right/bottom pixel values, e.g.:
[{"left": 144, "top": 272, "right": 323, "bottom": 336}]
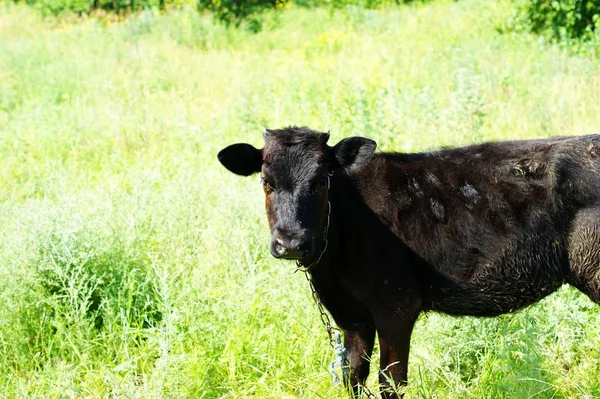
[
  {"left": 295, "top": 174, "right": 377, "bottom": 398},
  {"left": 303, "top": 271, "right": 378, "bottom": 398},
  {"left": 303, "top": 270, "right": 342, "bottom": 352}
]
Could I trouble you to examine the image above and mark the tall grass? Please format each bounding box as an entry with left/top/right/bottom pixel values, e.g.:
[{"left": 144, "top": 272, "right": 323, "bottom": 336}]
[{"left": 1, "top": 0, "right": 600, "bottom": 397}]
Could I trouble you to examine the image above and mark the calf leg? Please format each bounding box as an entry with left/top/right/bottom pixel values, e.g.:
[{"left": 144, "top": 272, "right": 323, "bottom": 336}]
[
  {"left": 370, "top": 286, "right": 421, "bottom": 399},
  {"left": 376, "top": 315, "right": 418, "bottom": 399},
  {"left": 343, "top": 326, "right": 376, "bottom": 397},
  {"left": 568, "top": 207, "right": 600, "bottom": 303}
]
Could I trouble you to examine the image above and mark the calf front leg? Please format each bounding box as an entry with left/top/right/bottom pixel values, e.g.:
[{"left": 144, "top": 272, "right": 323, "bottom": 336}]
[
  {"left": 376, "top": 316, "right": 417, "bottom": 398},
  {"left": 371, "top": 289, "right": 421, "bottom": 399},
  {"left": 343, "top": 325, "right": 376, "bottom": 397}
]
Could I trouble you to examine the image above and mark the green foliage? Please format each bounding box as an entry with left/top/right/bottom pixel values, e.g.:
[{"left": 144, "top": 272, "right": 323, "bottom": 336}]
[
  {"left": 294, "top": 0, "right": 428, "bottom": 9},
  {"left": 36, "top": 231, "right": 162, "bottom": 332},
  {"left": 19, "top": 0, "right": 190, "bottom": 16},
  {"left": 26, "top": 0, "right": 92, "bottom": 15},
  {"left": 197, "top": 0, "right": 289, "bottom": 31},
  {"left": 518, "top": 0, "right": 600, "bottom": 40}
]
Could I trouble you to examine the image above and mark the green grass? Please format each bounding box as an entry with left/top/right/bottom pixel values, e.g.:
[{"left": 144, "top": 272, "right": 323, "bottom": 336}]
[{"left": 1, "top": 1, "right": 600, "bottom": 397}]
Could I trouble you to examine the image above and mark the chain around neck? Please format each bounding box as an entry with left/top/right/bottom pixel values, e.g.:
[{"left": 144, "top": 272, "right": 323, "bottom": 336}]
[{"left": 296, "top": 174, "right": 332, "bottom": 273}]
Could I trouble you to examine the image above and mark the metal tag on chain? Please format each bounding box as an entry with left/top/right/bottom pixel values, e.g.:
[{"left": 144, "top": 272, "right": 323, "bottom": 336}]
[{"left": 328, "top": 329, "right": 349, "bottom": 386}]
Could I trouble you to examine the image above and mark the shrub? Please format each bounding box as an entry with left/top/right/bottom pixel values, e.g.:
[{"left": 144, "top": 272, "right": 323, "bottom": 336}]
[
  {"left": 294, "top": 0, "right": 427, "bottom": 9},
  {"left": 197, "top": 0, "right": 289, "bottom": 30},
  {"left": 519, "top": 0, "right": 600, "bottom": 40},
  {"left": 0, "top": 223, "right": 163, "bottom": 372},
  {"left": 20, "top": 0, "right": 193, "bottom": 16},
  {"left": 36, "top": 231, "right": 163, "bottom": 332}
]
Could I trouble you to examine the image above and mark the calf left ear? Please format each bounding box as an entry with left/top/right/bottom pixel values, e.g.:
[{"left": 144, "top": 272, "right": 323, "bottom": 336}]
[
  {"left": 332, "top": 137, "right": 377, "bottom": 172},
  {"left": 218, "top": 143, "right": 263, "bottom": 176}
]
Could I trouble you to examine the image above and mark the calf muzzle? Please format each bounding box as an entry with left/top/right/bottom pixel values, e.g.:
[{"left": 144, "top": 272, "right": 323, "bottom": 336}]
[{"left": 271, "top": 229, "right": 314, "bottom": 260}]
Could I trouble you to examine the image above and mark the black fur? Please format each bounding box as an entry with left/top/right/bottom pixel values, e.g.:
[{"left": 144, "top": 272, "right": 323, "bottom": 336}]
[{"left": 218, "top": 127, "right": 600, "bottom": 398}]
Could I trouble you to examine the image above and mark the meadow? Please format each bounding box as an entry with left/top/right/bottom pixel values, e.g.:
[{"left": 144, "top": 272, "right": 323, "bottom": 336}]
[{"left": 1, "top": 0, "right": 600, "bottom": 397}]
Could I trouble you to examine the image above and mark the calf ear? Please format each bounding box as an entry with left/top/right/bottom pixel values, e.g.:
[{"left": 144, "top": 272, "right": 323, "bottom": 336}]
[
  {"left": 333, "top": 137, "right": 377, "bottom": 172},
  {"left": 218, "top": 143, "right": 263, "bottom": 176}
]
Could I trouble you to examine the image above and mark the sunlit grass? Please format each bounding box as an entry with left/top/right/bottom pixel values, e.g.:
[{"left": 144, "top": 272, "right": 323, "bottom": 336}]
[{"left": 1, "top": 0, "right": 600, "bottom": 397}]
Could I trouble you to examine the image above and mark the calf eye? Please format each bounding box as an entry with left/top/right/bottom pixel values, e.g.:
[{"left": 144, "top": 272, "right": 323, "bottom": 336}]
[{"left": 261, "top": 176, "right": 275, "bottom": 193}]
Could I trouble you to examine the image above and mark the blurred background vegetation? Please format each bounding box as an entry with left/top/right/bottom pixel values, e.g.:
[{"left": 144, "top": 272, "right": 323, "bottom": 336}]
[{"left": 7, "top": 0, "right": 600, "bottom": 39}]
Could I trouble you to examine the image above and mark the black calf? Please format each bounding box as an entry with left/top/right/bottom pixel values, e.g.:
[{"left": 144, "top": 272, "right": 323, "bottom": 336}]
[{"left": 218, "top": 126, "right": 600, "bottom": 398}]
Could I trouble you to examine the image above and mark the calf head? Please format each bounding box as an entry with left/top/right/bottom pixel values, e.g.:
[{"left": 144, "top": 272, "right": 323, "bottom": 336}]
[{"left": 218, "top": 126, "right": 376, "bottom": 261}]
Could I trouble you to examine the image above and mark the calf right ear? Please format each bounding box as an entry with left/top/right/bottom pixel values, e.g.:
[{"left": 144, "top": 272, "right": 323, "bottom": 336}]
[
  {"left": 217, "top": 143, "right": 263, "bottom": 176},
  {"left": 333, "top": 136, "right": 377, "bottom": 172}
]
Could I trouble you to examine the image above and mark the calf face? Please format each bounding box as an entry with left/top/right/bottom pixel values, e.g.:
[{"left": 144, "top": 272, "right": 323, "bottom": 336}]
[{"left": 218, "top": 127, "right": 376, "bottom": 261}]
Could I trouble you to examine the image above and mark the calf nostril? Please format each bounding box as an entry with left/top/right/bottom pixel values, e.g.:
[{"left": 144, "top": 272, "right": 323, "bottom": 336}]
[
  {"left": 297, "top": 242, "right": 312, "bottom": 256},
  {"left": 274, "top": 242, "right": 287, "bottom": 257}
]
